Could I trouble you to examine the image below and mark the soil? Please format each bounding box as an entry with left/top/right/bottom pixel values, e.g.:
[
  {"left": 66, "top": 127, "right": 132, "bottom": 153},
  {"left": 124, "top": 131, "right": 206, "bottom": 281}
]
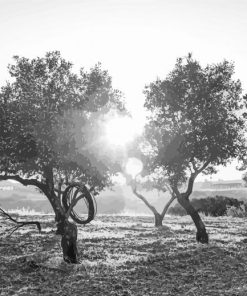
[{"left": 1, "top": 214, "right": 247, "bottom": 296}]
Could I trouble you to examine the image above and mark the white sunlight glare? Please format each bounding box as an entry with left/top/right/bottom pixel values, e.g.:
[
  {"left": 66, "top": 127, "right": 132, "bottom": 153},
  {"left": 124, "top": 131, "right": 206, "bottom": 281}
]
[
  {"left": 111, "top": 172, "right": 126, "bottom": 185},
  {"left": 125, "top": 157, "right": 143, "bottom": 178},
  {"left": 104, "top": 116, "right": 142, "bottom": 147}
]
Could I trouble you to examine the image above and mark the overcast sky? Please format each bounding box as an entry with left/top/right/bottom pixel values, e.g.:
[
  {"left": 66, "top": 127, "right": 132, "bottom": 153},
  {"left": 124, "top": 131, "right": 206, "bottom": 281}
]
[{"left": 0, "top": 0, "right": 247, "bottom": 180}]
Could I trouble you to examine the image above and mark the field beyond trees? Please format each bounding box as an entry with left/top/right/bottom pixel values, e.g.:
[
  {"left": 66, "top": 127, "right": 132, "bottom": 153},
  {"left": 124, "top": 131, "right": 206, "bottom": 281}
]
[{"left": 1, "top": 214, "right": 247, "bottom": 296}]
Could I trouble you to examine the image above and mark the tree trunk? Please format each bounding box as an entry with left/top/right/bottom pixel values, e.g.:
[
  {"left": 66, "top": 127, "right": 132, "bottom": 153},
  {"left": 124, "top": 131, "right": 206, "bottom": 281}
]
[
  {"left": 48, "top": 191, "right": 65, "bottom": 222},
  {"left": 0, "top": 173, "right": 79, "bottom": 263},
  {"left": 43, "top": 167, "right": 79, "bottom": 264},
  {"left": 132, "top": 187, "right": 164, "bottom": 227},
  {"left": 154, "top": 213, "right": 163, "bottom": 227},
  {"left": 48, "top": 192, "right": 79, "bottom": 264},
  {"left": 56, "top": 218, "right": 79, "bottom": 263},
  {"left": 154, "top": 195, "right": 176, "bottom": 227},
  {"left": 177, "top": 194, "right": 208, "bottom": 243},
  {"left": 161, "top": 195, "right": 176, "bottom": 217}
]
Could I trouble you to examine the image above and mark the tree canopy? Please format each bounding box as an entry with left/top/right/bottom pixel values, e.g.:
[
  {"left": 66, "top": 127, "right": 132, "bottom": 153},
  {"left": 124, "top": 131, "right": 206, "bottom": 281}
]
[
  {"left": 0, "top": 51, "right": 124, "bottom": 192},
  {"left": 144, "top": 54, "right": 246, "bottom": 187},
  {"left": 141, "top": 54, "right": 246, "bottom": 241},
  {"left": 0, "top": 51, "right": 127, "bottom": 262}
]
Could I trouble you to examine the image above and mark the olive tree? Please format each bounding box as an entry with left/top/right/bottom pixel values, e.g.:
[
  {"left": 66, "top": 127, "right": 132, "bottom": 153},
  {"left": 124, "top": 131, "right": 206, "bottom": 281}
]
[
  {"left": 127, "top": 164, "right": 176, "bottom": 227},
  {"left": 143, "top": 54, "right": 246, "bottom": 243},
  {"left": 0, "top": 51, "right": 124, "bottom": 262}
]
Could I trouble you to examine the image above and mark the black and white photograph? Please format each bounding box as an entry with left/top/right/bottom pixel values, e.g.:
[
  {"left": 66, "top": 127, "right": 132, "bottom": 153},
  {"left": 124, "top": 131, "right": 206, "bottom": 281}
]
[{"left": 0, "top": 0, "right": 247, "bottom": 295}]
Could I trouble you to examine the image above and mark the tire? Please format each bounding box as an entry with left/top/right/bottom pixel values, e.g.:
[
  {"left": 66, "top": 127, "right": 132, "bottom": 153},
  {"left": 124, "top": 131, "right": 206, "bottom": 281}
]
[{"left": 62, "top": 183, "right": 97, "bottom": 224}]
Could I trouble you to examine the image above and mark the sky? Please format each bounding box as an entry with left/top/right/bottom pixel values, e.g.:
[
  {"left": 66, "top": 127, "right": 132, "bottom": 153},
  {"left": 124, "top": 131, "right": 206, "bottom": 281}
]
[{"left": 0, "top": 0, "right": 247, "bottom": 181}]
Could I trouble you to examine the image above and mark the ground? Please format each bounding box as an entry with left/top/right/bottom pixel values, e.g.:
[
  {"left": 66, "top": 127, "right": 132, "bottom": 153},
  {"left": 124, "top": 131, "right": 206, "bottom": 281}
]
[{"left": 1, "top": 214, "right": 247, "bottom": 296}]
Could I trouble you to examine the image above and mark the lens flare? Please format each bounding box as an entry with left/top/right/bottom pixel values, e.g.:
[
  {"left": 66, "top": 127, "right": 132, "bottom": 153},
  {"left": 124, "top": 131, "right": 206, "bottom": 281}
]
[
  {"left": 104, "top": 115, "right": 142, "bottom": 147},
  {"left": 125, "top": 157, "right": 143, "bottom": 178},
  {"left": 111, "top": 172, "right": 126, "bottom": 185}
]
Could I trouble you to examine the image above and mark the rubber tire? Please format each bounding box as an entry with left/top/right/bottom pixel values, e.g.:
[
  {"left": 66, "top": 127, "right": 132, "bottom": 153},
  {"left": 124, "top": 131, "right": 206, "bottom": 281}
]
[{"left": 62, "top": 183, "right": 96, "bottom": 224}]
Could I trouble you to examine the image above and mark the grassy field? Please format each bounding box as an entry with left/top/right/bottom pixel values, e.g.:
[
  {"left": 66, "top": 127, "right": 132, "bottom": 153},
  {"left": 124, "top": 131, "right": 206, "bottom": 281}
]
[{"left": 1, "top": 214, "right": 247, "bottom": 296}]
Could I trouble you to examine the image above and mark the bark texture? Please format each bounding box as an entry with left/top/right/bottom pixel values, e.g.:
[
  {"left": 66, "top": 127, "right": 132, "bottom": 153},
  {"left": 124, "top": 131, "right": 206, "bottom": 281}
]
[
  {"left": 0, "top": 171, "right": 80, "bottom": 263},
  {"left": 154, "top": 213, "right": 163, "bottom": 227},
  {"left": 56, "top": 219, "right": 78, "bottom": 263},
  {"left": 177, "top": 194, "right": 208, "bottom": 243}
]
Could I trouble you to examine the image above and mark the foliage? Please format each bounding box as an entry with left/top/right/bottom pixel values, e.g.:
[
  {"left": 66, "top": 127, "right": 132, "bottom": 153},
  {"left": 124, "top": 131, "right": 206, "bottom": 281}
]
[
  {"left": 0, "top": 51, "right": 124, "bottom": 193},
  {"left": 226, "top": 204, "right": 247, "bottom": 218},
  {"left": 143, "top": 53, "right": 246, "bottom": 186},
  {"left": 127, "top": 54, "right": 246, "bottom": 236},
  {"left": 193, "top": 196, "right": 246, "bottom": 216},
  {"left": 141, "top": 53, "right": 246, "bottom": 241},
  {"left": 167, "top": 203, "right": 187, "bottom": 216},
  {"left": 0, "top": 51, "right": 126, "bottom": 262},
  {"left": 190, "top": 189, "right": 247, "bottom": 201},
  {"left": 168, "top": 195, "right": 246, "bottom": 217}
]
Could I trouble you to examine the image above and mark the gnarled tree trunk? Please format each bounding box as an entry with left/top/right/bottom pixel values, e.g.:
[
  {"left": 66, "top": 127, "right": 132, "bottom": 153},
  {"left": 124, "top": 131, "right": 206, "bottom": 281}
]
[
  {"left": 154, "top": 194, "right": 176, "bottom": 227},
  {"left": 0, "top": 172, "right": 80, "bottom": 264},
  {"left": 48, "top": 192, "right": 79, "bottom": 263},
  {"left": 161, "top": 194, "right": 176, "bottom": 218},
  {"left": 172, "top": 170, "right": 209, "bottom": 244},
  {"left": 177, "top": 193, "right": 208, "bottom": 243},
  {"left": 154, "top": 213, "right": 163, "bottom": 227},
  {"left": 132, "top": 187, "right": 163, "bottom": 227},
  {"left": 43, "top": 167, "right": 79, "bottom": 263},
  {"left": 56, "top": 218, "right": 78, "bottom": 263},
  {"left": 132, "top": 186, "right": 175, "bottom": 227}
]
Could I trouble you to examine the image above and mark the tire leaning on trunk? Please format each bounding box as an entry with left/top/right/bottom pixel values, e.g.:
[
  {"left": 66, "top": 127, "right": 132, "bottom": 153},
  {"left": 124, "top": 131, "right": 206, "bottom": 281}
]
[{"left": 62, "top": 183, "right": 97, "bottom": 224}]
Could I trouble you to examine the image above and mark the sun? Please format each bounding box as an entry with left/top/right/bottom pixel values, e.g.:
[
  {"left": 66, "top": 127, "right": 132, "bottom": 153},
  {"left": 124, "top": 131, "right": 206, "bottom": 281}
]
[
  {"left": 125, "top": 157, "right": 143, "bottom": 178},
  {"left": 104, "top": 115, "right": 142, "bottom": 147},
  {"left": 111, "top": 172, "right": 126, "bottom": 185}
]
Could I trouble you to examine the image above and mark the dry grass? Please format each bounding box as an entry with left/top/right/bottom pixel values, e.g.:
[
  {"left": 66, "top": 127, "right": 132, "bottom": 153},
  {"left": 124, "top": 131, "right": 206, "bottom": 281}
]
[{"left": 1, "top": 214, "right": 247, "bottom": 295}]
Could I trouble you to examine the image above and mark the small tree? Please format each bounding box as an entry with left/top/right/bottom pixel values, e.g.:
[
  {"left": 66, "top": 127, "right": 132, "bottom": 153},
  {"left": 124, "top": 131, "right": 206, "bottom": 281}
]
[
  {"left": 128, "top": 167, "right": 176, "bottom": 227},
  {"left": 143, "top": 54, "right": 246, "bottom": 243},
  {"left": 0, "top": 51, "right": 124, "bottom": 262}
]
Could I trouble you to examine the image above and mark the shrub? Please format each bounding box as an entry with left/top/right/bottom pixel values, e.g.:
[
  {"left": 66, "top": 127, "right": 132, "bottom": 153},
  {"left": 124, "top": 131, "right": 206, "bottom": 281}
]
[
  {"left": 168, "top": 203, "right": 187, "bottom": 216},
  {"left": 226, "top": 204, "right": 247, "bottom": 218},
  {"left": 194, "top": 196, "right": 245, "bottom": 217},
  {"left": 168, "top": 196, "right": 247, "bottom": 217}
]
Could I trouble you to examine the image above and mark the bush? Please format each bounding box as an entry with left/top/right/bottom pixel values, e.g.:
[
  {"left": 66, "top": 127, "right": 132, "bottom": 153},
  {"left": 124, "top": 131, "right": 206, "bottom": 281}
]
[
  {"left": 193, "top": 196, "right": 245, "bottom": 217},
  {"left": 168, "top": 195, "right": 247, "bottom": 217},
  {"left": 226, "top": 204, "right": 247, "bottom": 218},
  {"left": 168, "top": 203, "right": 187, "bottom": 216}
]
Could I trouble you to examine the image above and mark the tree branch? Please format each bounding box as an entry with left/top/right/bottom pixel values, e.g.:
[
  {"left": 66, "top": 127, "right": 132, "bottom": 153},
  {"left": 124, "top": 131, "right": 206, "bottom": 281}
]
[
  {"left": 131, "top": 183, "right": 159, "bottom": 215},
  {"left": 160, "top": 184, "right": 177, "bottom": 217},
  {"left": 163, "top": 182, "right": 174, "bottom": 196},
  {"left": 171, "top": 183, "right": 181, "bottom": 197},
  {"left": 0, "top": 207, "right": 41, "bottom": 236},
  {"left": 0, "top": 174, "right": 47, "bottom": 194},
  {"left": 191, "top": 159, "right": 198, "bottom": 172},
  {"left": 161, "top": 194, "right": 176, "bottom": 217},
  {"left": 54, "top": 188, "right": 63, "bottom": 195},
  {"left": 65, "top": 195, "right": 81, "bottom": 220},
  {"left": 196, "top": 158, "right": 212, "bottom": 175},
  {"left": 184, "top": 158, "right": 212, "bottom": 197},
  {"left": 44, "top": 166, "right": 55, "bottom": 193}
]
